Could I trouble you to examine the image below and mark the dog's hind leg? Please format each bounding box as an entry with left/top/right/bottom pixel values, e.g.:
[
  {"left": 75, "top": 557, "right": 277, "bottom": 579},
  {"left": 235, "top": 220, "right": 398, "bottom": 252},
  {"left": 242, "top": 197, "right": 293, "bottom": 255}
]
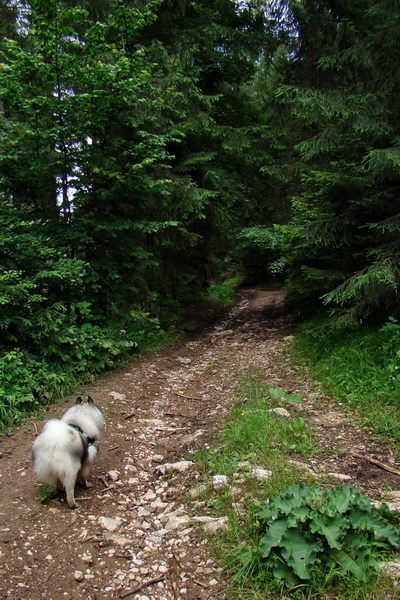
[
  {"left": 77, "top": 462, "right": 91, "bottom": 488},
  {"left": 63, "top": 471, "right": 78, "bottom": 509}
]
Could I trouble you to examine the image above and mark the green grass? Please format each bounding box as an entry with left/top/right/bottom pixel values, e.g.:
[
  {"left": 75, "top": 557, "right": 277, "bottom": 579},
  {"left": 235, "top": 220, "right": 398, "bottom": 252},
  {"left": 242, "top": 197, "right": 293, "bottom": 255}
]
[
  {"left": 293, "top": 318, "right": 400, "bottom": 447},
  {"left": 187, "top": 371, "right": 399, "bottom": 600}
]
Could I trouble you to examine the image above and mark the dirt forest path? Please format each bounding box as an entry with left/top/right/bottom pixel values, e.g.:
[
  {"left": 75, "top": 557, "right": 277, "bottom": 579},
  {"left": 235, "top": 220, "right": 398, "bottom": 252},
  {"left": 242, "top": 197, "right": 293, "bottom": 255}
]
[{"left": 1, "top": 287, "right": 400, "bottom": 600}]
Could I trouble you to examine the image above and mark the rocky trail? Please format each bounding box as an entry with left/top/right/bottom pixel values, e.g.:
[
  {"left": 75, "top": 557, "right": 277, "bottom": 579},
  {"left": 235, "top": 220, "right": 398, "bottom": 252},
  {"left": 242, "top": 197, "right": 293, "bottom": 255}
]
[{"left": 1, "top": 287, "right": 400, "bottom": 600}]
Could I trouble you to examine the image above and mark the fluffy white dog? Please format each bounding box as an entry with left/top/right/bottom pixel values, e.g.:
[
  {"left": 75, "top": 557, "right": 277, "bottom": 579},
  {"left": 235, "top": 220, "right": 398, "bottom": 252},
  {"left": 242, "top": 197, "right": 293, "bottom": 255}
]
[{"left": 32, "top": 396, "right": 104, "bottom": 508}]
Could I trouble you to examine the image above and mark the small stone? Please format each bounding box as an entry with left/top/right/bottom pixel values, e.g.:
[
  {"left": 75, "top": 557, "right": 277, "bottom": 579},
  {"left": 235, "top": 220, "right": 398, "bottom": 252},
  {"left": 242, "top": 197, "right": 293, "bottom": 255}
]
[
  {"left": 249, "top": 468, "right": 272, "bottom": 480},
  {"left": 328, "top": 472, "right": 352, "bottom": 481},
  {"left": 212, "top": 475, "right": 229, "bottom": 489},
  {"left": 152, "top": 455, "right": 165, "bottom": 463},
  {"left": 213, "top": 330, "right": 234, "bottom": 337},
  {"left": 48, "top": 507, "right": 61, "bottom": 515},
  {"left": 142, "top": 490, "right": 157, "bottom": 501},
  {"left": 107, "top": 470, "right": 120, "bottom": 482},
  {"left": 177, "top": 356, "right": 192, "bottom": 364},
  {"left": 150, "top": 500, "right": 169, "bottom": 511},
  {"left": 155, "top": 461, "right": 194, "bottom": 475},
  {"left": 104, "top": 533, "right": 132, "bottom": 546},
  {"left": 269, "top": 407, "right": 290, "bottom": 417},
  {"left": 192, "top": 516, "right": 228, "bottom": 532},
  {"left": 165, "top": 515, "right": 191, "bottom": 531},
  {"left": 98, "top": 516, "right": 122, "bottom": 532},
  {"left": 74, "top": 571, "right": 83, "bottom": 582},
  {"left": 80, "top": 552, "right": 93, "bottom": 564},
  {"left": 109, "top": 392, "right": 126, "bottom": 401}
]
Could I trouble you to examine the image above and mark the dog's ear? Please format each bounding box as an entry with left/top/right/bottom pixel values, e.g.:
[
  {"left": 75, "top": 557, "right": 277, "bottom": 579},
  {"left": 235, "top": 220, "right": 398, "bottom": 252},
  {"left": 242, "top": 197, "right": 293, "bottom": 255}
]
[
  {"left": 87, "top": 396, "right": 94, "bottom": 404},
  {"left": 76, "top": 396, "right": 83, "bottom": 404}
]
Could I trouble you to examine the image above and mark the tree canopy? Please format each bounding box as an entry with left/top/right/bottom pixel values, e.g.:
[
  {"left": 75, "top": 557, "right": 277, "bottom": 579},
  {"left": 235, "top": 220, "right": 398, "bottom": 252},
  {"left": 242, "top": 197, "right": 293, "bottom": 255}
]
[{"left": 1, "top": 0, "right": 399, "bottom": 422}]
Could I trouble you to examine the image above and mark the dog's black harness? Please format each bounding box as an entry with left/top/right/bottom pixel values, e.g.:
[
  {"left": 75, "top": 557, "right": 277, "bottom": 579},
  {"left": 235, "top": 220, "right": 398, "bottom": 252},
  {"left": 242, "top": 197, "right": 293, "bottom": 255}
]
[{"left": 69, "top": 423, "right": 96, "bottom": 446}]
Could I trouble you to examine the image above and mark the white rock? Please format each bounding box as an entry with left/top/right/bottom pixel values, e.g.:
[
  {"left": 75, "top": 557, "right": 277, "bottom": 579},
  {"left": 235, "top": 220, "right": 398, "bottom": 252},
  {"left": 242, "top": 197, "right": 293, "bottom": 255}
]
[
  {"left": 212, "top": 475, "right": 229, "bottom": 489},
  {"left": 98, "top": 516, "right": 122, "bottom": 532},
  {"left": 151, "top": 454, "right": 165, "bottom": 463},
  {"left": 107, "top": 470, "right": 120, "bottom": 482},
  {"left": 104, "top": 533, "right": 132, "bottom": 546},
  {"left": 74, "top": 570, "right": 83, "bottom": 581},
  {"left": 386, "top": 491, "right": 400, "bottom": 499},
  {"left": 177, "top": 356, "right": 192, "bottom": 364},
  {"left": 269, "top": 407, "right": 290, "bottom": 417},
  {"left": 213, "top": 330, "right": 234, "bottom": 337},
  {"left": 150, "top": 500, "right": 169, "bottom": 511},
  {"left": 80, "top": 552, "right": 93, "bottom": 564},
  {"left": 109, "top": 392, "right": 127, "bottom": 401},
  {"left": 192, "top": 516, "right": 228, "bottom": 532},
  {"left": 124, "top": 464, "right": 137, "bottom": 472},
  {"left": 165, "top": 515, "right": 191, "bottom": 531},
  {"left": 374, "top": 500, "right": 400, "bottom": 512},
  {"left": 155, "top": 461, "right": 194, "bottom": 475},
  {"left": 141, "top": 490, "right": 157, "bottom": 501},
  {"left": 328, "top": 472, "right": 352, "bottom": 481},
  {"left": 249, "top": 468, "right": 272, "bottom": 480}
]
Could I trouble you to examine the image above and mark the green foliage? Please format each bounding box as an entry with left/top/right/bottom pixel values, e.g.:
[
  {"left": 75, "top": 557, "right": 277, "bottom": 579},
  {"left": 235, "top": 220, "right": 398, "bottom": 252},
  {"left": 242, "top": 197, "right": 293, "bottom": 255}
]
[
  {"left": 294, "top": 316, "right": 400, "bottom": 446},
  {"left": 207, "top": 283, "right": 236, "bottom": 307},
  {"left": 252, "top": 484, "right": 400, "bottom": 586},
  {"left": 234, "top": 227, "right": 286, "bottom": 279},
  {"left": 0, "top": 0, "right": 270, "bottom": 429},
  {"left": 380, "top": 317, "right": 400, "bottom": 382},
  {"left": 38, "top": 485, "right": 59, "bottom": 506},
  {"left": 268, "top": 388, "right": 303, "bottom": 403}
]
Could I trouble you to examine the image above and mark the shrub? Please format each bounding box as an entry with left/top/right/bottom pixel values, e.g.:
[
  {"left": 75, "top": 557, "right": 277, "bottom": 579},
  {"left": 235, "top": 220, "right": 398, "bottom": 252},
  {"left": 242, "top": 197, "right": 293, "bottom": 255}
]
[{"left": 248, "top": 484, "right": 400, "bottom": 586}]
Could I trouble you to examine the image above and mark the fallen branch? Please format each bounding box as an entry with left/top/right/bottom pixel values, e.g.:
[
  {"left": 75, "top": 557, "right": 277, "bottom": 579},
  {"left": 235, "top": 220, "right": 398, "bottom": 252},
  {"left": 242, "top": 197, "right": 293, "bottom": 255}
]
[
  {"left": 170, "top": 555, "right": 181, "bottom": 600},
  {"left": 124, "top": 412, "right": 136, "bottom": 420},
  {"left": 174, "top": 392, "right": 202, "bottom": 401},
  {"left": 194, "top": 579, "right": 208, "bottom": 589},
  {"left": 31, "top": 421, "right": 38, "bottom": 435},
  {"left": 351, "top": 453, "right": 400, "bottom": 476},
  {"left": 120, "top": 574, "right": 167, "bottom": 598}
]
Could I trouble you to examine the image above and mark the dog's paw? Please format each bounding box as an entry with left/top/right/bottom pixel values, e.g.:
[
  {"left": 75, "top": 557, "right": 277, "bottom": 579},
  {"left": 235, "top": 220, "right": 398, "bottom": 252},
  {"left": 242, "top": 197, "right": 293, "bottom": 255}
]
[{"left": 67, "top": 499, "right": 78, "bottom": 509}]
